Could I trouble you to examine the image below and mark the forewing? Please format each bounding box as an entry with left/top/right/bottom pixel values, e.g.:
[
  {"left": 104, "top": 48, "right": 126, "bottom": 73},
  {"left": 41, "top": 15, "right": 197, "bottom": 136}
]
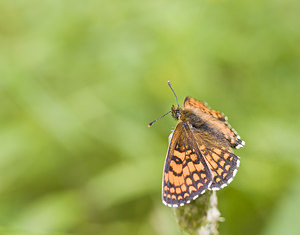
[
  {"left": 184, "top": 97, "right": 245, "bottom": 149},
  {"left": 162, "top": 121, "right": 212, "bottom": 207}
]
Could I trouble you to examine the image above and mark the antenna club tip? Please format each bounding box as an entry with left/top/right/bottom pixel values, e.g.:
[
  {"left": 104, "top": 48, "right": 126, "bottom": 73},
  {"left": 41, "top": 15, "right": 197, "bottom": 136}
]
[{"left": 147, "top": 124, "right": 151, "bottom": 128}]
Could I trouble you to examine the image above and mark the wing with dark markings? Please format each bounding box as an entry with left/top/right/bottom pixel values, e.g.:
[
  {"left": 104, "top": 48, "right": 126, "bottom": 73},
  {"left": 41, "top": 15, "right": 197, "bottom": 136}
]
[{"left": 162, "top": 121, "right": 212, "bottom": 207}]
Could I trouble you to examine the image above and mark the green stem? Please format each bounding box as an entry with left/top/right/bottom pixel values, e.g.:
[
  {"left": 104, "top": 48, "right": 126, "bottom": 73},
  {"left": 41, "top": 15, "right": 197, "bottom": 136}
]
[{"left": 174, "top": 191, "right": 221, "bottom": 235}]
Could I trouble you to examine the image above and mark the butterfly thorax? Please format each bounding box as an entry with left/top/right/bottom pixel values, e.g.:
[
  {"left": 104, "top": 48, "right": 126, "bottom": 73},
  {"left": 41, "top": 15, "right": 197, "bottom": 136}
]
[
  {"left": 171, "top": 106, "right": 204, "bottom": 126},
  {"left": 171, "top": 105, "right": 182, "bottom": 120}
]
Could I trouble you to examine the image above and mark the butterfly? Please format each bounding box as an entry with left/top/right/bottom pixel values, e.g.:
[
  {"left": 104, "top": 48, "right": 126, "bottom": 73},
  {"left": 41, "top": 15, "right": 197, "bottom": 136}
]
[{"left": 149, "top": 82, "right": 245, "bottom": 207}]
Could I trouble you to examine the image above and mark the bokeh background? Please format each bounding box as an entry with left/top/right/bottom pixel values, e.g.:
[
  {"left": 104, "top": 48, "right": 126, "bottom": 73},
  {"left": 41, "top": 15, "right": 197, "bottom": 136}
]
[{"left": 1, "top": 0, "right": 300, "bottom": 234}]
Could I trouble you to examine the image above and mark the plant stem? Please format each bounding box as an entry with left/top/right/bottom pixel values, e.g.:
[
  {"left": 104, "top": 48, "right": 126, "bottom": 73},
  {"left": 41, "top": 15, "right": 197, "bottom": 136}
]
[{"left": 174, "top": 191, "right": 222, "bottom": 235}]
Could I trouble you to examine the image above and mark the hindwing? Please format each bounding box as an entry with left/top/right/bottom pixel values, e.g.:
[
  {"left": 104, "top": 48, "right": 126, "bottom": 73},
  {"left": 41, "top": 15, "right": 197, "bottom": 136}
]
[{"left": 192, "top": 127, "right": 240, "bottom": 190}]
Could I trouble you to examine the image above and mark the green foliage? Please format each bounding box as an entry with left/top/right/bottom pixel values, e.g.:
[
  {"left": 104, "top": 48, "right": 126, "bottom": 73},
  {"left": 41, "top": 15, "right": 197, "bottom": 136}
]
[{"left": 0, "top": 0, "right": 300, "bottom": 234}]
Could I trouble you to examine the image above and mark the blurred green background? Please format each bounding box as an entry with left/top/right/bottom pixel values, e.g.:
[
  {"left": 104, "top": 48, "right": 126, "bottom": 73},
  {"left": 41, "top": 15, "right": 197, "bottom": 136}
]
[{"left": 1, "top": 0, "right": 300, "bottom": 234}]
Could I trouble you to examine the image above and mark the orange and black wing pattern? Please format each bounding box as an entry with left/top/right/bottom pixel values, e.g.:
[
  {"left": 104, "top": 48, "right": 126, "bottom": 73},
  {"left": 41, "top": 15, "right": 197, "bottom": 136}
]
[
  {"left": 183, "top": 96, "right": 243, "bottom": 191},
  {"left": 159, "top": 95, "right": 244, "bottom": 207},
  {"left": 162, "top": 121, "right": 212, "bottom": 207},
  {"left": 193, "top": 136, "right": 240, "bottom": 191},
  {"left": 206, "top": 146, "right": 239, "bottom": 190},
  {"left": 184, "top": 97, "right": 245, "bottom": 149}
]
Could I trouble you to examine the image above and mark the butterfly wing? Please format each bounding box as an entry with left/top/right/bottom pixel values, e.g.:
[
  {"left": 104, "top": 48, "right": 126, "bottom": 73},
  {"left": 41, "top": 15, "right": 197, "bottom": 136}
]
[
  {"left": 162, "top": 121, "right": 213, "bottom": 207},
  {"left": 206, "top": 146, "right": 240, "bottom": 190},
  {"left": 184, "top": 97, "right": 245, "bottom": 149},
  {"left": 192, "top": 130, "right": 240, "bottom": 190},
  {"left": 183, "top": 97, "right": 241, "bottom": 190}
]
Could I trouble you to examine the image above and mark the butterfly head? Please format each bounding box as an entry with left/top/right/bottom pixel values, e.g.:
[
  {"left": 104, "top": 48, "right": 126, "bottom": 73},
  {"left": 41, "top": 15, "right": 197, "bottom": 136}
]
[{"left": 171, "top": 105, "right": 182, "bottom": 120}]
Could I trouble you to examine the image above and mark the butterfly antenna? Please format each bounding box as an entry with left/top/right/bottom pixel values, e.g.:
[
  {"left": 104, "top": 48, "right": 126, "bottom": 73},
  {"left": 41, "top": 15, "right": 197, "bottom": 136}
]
[
  {"left": 148, "top": 110, "right": 171, "bottom": 127},
  {"left": 168, "top": 81, "right": 179, "bottom": 107}
]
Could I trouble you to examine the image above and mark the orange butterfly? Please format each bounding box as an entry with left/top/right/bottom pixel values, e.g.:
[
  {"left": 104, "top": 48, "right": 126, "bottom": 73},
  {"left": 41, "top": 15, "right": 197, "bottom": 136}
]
[{"left": 149, "top": 82, "right": 245, "bottom": 207}]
